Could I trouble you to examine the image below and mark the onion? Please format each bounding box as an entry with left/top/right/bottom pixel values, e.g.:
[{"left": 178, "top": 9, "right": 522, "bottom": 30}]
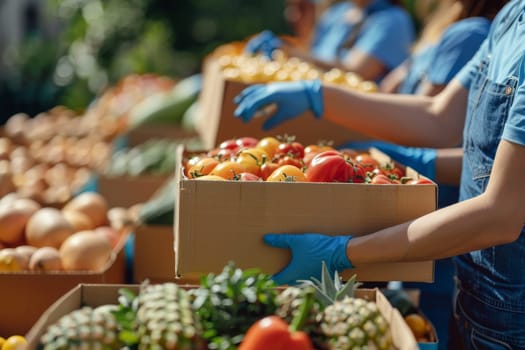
[
  {"left": 59, "top": 231, "right": 113, "bottom": 271},
  {"left": 0, "top": 248, "right": 28, "bottom": 271},
  {"left": 62, "top": 209, "right": 95, "bottom": 232},
  {"left": 29, "top": 246, "right": 62, "bottom": 271},
  {"left": 25, "top": 208, "right": 75, "bottom": 248},
  {"left": 63, "top": 192, "right": 108, "bottom": 227},
  {"left": 0, "top": 198, "right": 40, "bottom": 244}
]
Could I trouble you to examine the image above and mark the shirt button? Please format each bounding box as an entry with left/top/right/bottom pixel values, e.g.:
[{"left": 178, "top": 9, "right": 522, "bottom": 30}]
[{"left": 505, "top": 86, "right": 513, "bottom": 95}]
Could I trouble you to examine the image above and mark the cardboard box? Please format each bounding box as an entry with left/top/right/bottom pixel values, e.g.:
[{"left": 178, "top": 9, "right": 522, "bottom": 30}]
[
  {"left": 95, "top": 173, "right": 170, "bottom": 208},
  {"left": 0, "top": 237, "right": 128, "bottom": 336},
  {"left": 124, "top": 124, "right": 199, "bottom": 146},
  {"left": 196, "top": 59, "right": 371, "bottom": 149},
  {"left": 133, "top": 224, "right": 175, "bottom": 283},
  {"left": 25, "top": 284, "right": 419, "bottom": 350},
  {"left": 175, "top": 146, "right": 436, "bottom": 282}
]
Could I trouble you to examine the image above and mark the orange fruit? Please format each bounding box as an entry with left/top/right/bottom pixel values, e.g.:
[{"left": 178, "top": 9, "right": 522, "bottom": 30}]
[
  {"left": 2, "top": 335, "right": 27, "bottom": 350},
  {"left": 404, "top": 313, "right": 428, "bottom": 338}
]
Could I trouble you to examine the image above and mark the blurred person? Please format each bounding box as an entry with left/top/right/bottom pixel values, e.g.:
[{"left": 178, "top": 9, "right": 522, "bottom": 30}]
[
  {"left": 245, "top": 0, "right": 416, "bottom": 82},
  {"left": 234, "top": 1, "right": 525, "bottom": 348},
  {"left": 349, "top": 4, "right": 508, "bottom": 346},
  {"left": 283, "top": 0, "right": 317, "bottom": 50}
]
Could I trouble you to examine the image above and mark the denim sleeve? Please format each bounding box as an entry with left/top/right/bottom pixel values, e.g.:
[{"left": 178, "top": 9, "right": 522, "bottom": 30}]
[
  {"left": 427, "top": 19, "right": 490, "bottom": 85},
  {"left": 350, "top": 9, "right": 415, "bottom": 69},
  {"left": 455, "top": 40, "right": 488, "bottom": 89},
  {"left": 502, "top": 57, "right": 525, "bottom": 146}
]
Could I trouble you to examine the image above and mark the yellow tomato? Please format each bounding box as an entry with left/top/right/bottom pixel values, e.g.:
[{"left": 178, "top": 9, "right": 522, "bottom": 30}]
[
  {"left": 266, "top": 165, "right": 306, "bottom": 182},
  {"left": 256, "top": 137, "right": 280, "bottom": 159},
  {"left": 236, "top": 148, "right": 268, "bottom": 176},
  {"left": 194, "top": 175, "right": 227, "bottom": 181},
  {"left": 187, "top": 157, "right": 220, "bottom": 178},
  {"left": 0, "top": 337, "right": 5, "bottom": 348},
  {"left": 209, "top": 161, "right": 246, "bottom": 180},
  {"left": 2, "top": 335, "right": 27, "bottom": 350}
]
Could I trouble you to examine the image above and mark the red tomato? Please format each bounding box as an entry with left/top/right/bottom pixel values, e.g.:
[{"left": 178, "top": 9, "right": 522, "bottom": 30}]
[
  {"left": 407, "top": 178, "right": 434, "bottom": 185},
  {"left": 260, "top": 162, "right": 280, "bottom": 180},
  {"left": 383, "top": 163, "right": 404, "bottom": 179},
  {"left": 236, "top": 137, "right": 259, "bottom": 149},
  {"left": 277, "top": 155, "right": 303, "bottom": 169},
  {"left": 213, "top": 148, "right": 238, "bottom": 161},
  {"left": 235, "top": 172, "right": 261, "bottom": 181},
  {"left": 267, "top": 165, "right": 306, "bottom": 182},
  {"left": 275, "top": 140, "right": 305, "bottom": 160},
  {"left": 355, "top": 153, "right": 380, "bottom": 172},
  {"left": 305, "top": 150, "right": 354, "bottom": 183},
  {"left": 370, "top": 174, "right": 393, "bottom": 184},
  {"left": 219, "top": 139, "right": 240, "bottom": 151},
  {"left": 352, "top": 163, "right": 366, "bottom": 183}
]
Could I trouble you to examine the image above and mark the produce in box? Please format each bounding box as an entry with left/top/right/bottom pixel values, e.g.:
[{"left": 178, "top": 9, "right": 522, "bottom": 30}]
[
  {"left": 37, "top": 262, "right": 402, "bottom": 349},
  {"left": 0, "top": 192, "right": 132, "bottom": 273},
  {"left": 183, "top": 135, "right": 433, "bottom": 185}
]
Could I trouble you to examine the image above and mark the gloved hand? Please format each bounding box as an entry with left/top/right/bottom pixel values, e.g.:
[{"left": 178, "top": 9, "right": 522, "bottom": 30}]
[
  {"left": 234, "top": 79, "right": 323, "bottom": 131},
  {"left": 263, "top": 233, "right": 353, "bottom": 285},
  {"left": 244, "top": 30, "right": 283, "bottom": 59},
  {"left": 341, "top": 140, "right": 438, "bottom": 179}
]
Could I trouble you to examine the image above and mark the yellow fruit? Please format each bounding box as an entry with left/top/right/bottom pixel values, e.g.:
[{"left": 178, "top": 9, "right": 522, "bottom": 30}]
[
  {"left": 2, "top": 335, "right": 27, "bottom": 350},
  {"left": 404, "top": 313, "right": 428, "bottom": 338},
  {"left": 0, "top": 336, "right": 5, "bottom": 348}
]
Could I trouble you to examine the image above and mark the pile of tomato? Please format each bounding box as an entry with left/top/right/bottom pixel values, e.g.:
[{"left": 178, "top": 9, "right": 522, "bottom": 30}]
[{"left": 183, "top": 136, "right": 433, "bottom": 184}]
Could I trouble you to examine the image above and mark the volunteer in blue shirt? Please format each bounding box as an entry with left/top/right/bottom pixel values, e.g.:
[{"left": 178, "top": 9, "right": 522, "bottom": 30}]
[
  {"left": 246, "top": 0, "right": 415, "bottom": 82},
  {"left": 234, "top": 1, "right": 525, "bottom": 347}
]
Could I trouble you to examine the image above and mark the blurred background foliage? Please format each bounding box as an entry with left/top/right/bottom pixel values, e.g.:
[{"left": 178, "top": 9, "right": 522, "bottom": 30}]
[{"left": 0, "top": 0, "right": 289, "bottom": 121}]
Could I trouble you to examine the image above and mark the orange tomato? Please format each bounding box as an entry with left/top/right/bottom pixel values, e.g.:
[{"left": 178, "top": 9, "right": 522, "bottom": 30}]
[
  {"left": 256, "top": 137, "right": 280, "bottom": 159},
  {"left": 209, "top": 161, "right": 246, "bottom": 180},
  {"left": 187, "top": 157, "right": 220, "bottom": 178},
  {"left": 266, "top": 165, "right": 306, "bottom": 182}
]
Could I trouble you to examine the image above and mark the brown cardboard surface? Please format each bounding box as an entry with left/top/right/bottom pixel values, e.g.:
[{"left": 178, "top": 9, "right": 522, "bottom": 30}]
[
  {"left": 97, "top": 174, "right": 169, "bottom": 208},
  {"left": 133, "top": 224, "right": 175, "bottom": 283},
  {"left": 26, "top": 285, "right": 418, "bottom": 350},
  {"left": 197, "top": 59, "right": 371, "bottom": 149},
  {"left": 0, "top": 238, "right": 128, "bottom": 337},
  {"left": 175, "top": 146, "right": 436, "bottom": 282},
  {"left": 125, "top": 124, "right": 198, "bottom": 146}
]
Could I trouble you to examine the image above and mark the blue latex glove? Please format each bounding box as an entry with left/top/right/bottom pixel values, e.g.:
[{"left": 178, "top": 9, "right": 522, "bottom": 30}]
[
  {"left": 234, "top": 79, "right": 323, "bottom": 131},
  {"left": 263, "top": 233, "right": 353, "bottom": 285},
  {"left": 244, "top": 30, "right": 283, "bottom": 59},
  {"left": 341, "top": 140, "right": 438, "bottom": 180}
]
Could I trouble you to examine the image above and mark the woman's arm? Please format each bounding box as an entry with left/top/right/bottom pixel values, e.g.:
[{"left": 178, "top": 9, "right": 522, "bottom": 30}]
[
  {"left": 322, "top": 79, "right": 469, "bottom": 147},
  {"left": 347, "top": 139, "right": 525, "bottom": 264},
  {"left": 435, "top": 148, "right": 463, "bottom": 185}
]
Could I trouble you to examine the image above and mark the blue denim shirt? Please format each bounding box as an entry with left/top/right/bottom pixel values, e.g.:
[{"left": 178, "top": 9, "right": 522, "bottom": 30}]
[
  {"left": 453, "top": 1, "right": 525, "bottom": 347},
  {"left": 310, "top": 0, "right": 414, "bottom": 70},
  {"left": 398, "top": 17, "right": 491, "bottom": 94}
]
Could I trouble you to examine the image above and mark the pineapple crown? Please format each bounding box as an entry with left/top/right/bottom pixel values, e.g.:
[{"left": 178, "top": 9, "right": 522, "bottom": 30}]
[{"left": 298, "top": 261, "right": 361, "bottom": 309}]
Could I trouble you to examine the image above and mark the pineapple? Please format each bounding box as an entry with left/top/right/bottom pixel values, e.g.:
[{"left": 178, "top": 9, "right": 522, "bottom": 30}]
[
  {"left": 275, "top": 286, "right": 321, "bottom": 334},
  {"left": 39, "top": 305, "right": 123, "bottom": 350},
  {"left": 279, "top": 262, "right": 393, "bottom": 350},
  {"left": 319, "top": 296, "right": 392, "bottom": 349},
  {"left": 135, "top": 282, "right": 206, "bottom": 350}
]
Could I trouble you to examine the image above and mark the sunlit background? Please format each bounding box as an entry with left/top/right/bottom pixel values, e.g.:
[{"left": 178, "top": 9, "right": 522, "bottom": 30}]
[{"left": 0, "top": 0, "right": 290, "bottom": 121}]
